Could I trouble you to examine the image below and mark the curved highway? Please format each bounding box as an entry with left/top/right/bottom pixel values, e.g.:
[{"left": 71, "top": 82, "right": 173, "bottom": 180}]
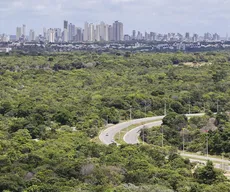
[
  {"left": 124, "top": 121, "right": 162, "bottom": 144},
  {"left": 99, "top": 113, "right": 204, "bottom": 145},
  {"left": 124, "top": 113, "right": 205, "bottom": 144},
  {"left": 99, "top": 113, "right": 230, "bottom": 172},
  {"left": 99, "top": 116, "right": 164, "bottom": 145}
]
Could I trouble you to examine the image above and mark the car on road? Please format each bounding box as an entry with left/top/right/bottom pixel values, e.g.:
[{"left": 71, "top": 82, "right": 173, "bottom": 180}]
[{"left": 106, "top": 133, "right": 109, "bottom": 136}]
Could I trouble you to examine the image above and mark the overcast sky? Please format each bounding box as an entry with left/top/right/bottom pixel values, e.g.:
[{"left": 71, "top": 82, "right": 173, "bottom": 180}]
[{"left": 1, "top": 0, "right": 230, "bottom": 36}]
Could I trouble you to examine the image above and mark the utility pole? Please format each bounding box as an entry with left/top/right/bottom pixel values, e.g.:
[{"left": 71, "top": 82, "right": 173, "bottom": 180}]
[
  {"left": 129, "top": 105, "right": 132, "bottom": 120},
  {"left": 142, "top": 125, "right": 145, "bottom": 144},
  {"left": 164, "top": 100, "right": 167, "bottom": 116},
  {"left": 188, "top": 97, "right": 191, "bottom": 114},
  {"left": 182, "top": 128, "right": 185, "bottom": 154},
  {"left": 217, "top": 100, "right": 219, "bottom": 113},
  {"left": 206, "top": 133, "right": 209, "bottom": 158},
  {"left": 144, "top": 100, "right": 147, "bottom": 118},
  {"left": 162, "top": 127, "right": 164, "bottom": 147},
  {"left": 222, "top": 153, "right": 224, "bottom": 170}
]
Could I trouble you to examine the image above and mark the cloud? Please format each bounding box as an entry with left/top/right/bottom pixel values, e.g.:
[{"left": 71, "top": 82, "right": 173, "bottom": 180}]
[{"left": 1, "top": 0, "right": 230, "bottom": 35}]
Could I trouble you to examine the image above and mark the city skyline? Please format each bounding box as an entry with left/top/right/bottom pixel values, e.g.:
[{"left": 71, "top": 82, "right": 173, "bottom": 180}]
[
  {"left": 1, "top": 0, "right": 230, "bottom": 36},
  {"left": 2, "top": 20, "right": 223, "bottom": 43},
  {"left": 0, "top": 20, "right": 224, "bottom": 43}
]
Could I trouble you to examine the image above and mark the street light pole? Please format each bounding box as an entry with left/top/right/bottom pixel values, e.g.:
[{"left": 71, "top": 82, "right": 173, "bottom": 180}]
[
  {"left": 142, "top": 125, "right": 145, "bottom": 144},
  {"left": 164, "top": 100, "right": 167, "bottom": 116},
  {"left": 206, "top": 133, "right": 209, "bottom": 158},
  {"left": 129, "top": 105, "right": 132, "bottom": 120},
  {"left": 162, "top": 127, "right": 164, "bottom": 147},
  {"left": 183, "top": 128, "right": 185, "bottom": 154},
  {"left": 217, "top": 100, "right": 219, "bottom": 113}
]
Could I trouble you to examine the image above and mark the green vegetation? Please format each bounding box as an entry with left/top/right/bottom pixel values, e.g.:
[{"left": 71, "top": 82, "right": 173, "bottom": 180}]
[
  {"left": 1, "top": 51, "right": 230, "bottom": 191},
  {"left": 142, "top": 112, "right": 230, "bottom": 158}
]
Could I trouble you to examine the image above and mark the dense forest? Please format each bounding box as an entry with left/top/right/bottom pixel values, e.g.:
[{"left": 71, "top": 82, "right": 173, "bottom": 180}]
[{"left": 1, "top": 51, "right": 230, "bottom": 191}]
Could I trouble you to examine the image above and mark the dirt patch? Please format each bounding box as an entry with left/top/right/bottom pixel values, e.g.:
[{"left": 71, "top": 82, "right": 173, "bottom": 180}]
[{"left": 183, "top": 62, "right": 212, "bottom": 67}]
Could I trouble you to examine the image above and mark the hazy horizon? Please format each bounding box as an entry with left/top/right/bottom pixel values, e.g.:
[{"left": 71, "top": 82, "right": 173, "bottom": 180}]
[{"left": 1, "top": 0, "right": 230, "bottom": 36}]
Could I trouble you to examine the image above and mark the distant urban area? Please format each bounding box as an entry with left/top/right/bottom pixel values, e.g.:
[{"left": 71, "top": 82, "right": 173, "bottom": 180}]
[{"left": 1, "top": 20, "right": 230, "bottom": 53}]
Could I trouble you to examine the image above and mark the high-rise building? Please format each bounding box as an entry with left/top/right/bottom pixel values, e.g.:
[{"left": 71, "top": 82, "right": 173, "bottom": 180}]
[
  {"left": 84, "top": 22, "right": 89, "bottom": 41},
  {"left": 48, "top": 28, "right": 55, "bottom": 43},
  {"left": 29, "top": 29, "right": 35, "bottom": 41},
  {"left": 63, "top": 29, "right": 68, "bottom": 42},
  {"left": 0, "top": 34, "right": 9, "bottom": 42},
  {"left": 22, "top": 24, "right": 26, "bottom": 37},
  {"left": 88, "top": 23, "right": 95, "bottom": 42},
  {"left": 145, "top": 32, "right": 150, "bottom": 41},
  {"left": 68, "top": 23, "right": 75, "bottom": 42},
  {"left": 64, "top": 20, "right": 68, "bottom": 30},
  {"left": 105, "top": 24, "right": 109, "bottom": 41},
  {"left": 43, "top": 28, "right": 47, "bottom": 40},
  {"left": 113, "top": 21, "right": 123, "bottom": 41},
  {"left": 150, "top": 32, "right": 156, "bottom": 41},
  {"left": 185, "top": 32, "right": 190, "bottom": 40},
  {"left": 192, "top": 34, "right": 198, "bottom": 42},
  {"left": 137, "top": 31, "right": 142, "bottom": 40},
  {"left": 204, "top": 32, "right": 212, "bottom": 41},
  {"left": 99, "top": 21, "right": 105, "bottom": 41},
  {"left": 16, "top": 27, "right": 22, "bottom": 40},
  {"left": 75, "top": 27, "right": 83, "bottom": 42},
  {"left": 213, "top": 33, "right": 220, "bottom": 41},
  {"left": 63, "top": 20, "right": 69, "bottom": 42},
  {"left": 95, "top": 25, "right": 100, "bottom": 41},
  {"left": 108, "top": 25, "right": 113, "bottom": 41},
  {"left": 132, "top": 30, "right": 136, "bottom": 40},
  {"left": 124, "top": 34, "right": 130, "bottom": 41},
  {"left": 54, "top": 28, "right": 62, "bottom": 42}
]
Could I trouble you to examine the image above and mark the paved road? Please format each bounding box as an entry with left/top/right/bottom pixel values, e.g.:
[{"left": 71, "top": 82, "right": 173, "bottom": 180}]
[
  {"left": 181, "top": 153, "right": 230, "bottom": 164},
  {"left": 124, "top": 121, "right": 162, "bottom": 144},
  {"left": 99, "top": 116, "right": 164, "bottom": 145},
  {"left": 99, "top": 113, "right": 204, "bottom": 145},
  {"left": 123, "top": 113, "right": 205, "bottom": 144},
  {"left": 99, "top": 113, "right": 230, "bottom": 172},
  {"left": 189, "top": 158, "right": 230, "bottom": 172}
]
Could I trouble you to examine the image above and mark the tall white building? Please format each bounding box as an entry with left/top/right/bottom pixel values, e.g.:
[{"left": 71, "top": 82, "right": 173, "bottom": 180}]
[
  {"left": 99, "top": 21, "right": 105, "bottom": 41},
  {"left": 84, "top": 22, "right": 89, "bottom": 41},
  {"left": 22, "top": 24, "right": 26, "bottom": 37},
  {"left": 105, "top": 24, "right": 109, "bottom": 41},
  {"left": 29, "top": 29, "right": 35, "bottom": 41},
  {"left": 95, "top": 25, "right": 100, "bottom": 42},
  {"left": 63, "top": 29, "right": 68, "bottom": 42},
  {"left": 76, "top": 27, "right": 83, "bottom": 42},
  {"left": 108, "top": 25, "right": 113, "bottom": 41},
  {"left": 54, "top": 28, "right": 62, "bottom": 42},
  {"left": 43, "top": 28, "right": 47, "bottom": 40},
  {"left": 88, "top": 23, "right": 95, "bottom": 42},
  {"left": 16, "top": 27, "right": 22, "bottom": 40},
  {"left": 63, "top": 20, "right": 69, "bottom": 42},
  {"left": 68, "top": 23, "right": 76, "bottom": 42},
  {"left": 0, "top": 34, "right": 9, "bottom": 42},
  {"left": 48, "top": 28, "right": 55, "bottom": 43}
]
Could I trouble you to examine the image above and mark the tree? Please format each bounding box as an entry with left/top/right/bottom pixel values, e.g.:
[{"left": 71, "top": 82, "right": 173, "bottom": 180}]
[{"left": 194, "top": 161, "right": 225, "bottom": 184}]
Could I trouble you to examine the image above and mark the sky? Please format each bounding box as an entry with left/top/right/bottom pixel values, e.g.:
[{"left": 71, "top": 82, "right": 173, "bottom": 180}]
[{"left": 1, "top": 0, "right": 230, "bottom": 36}]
